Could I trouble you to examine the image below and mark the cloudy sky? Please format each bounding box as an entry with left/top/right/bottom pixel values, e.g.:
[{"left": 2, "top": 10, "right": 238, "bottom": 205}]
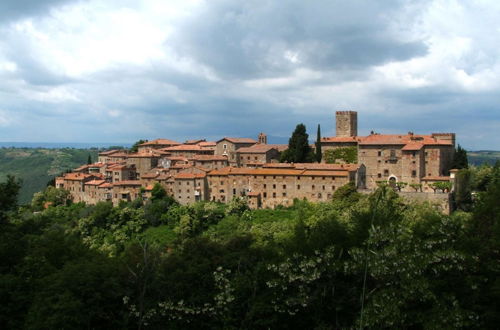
[{"left": 0, "top": 0, "right": 499, "bottom": 149}]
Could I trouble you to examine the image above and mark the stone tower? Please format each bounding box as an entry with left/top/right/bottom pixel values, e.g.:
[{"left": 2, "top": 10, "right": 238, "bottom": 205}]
[
  {"left": 258, "top": 132, "right": 267, "bottom": 144},
  {"left": 336, "top": 111, "right": 358, "bottom": 137}
]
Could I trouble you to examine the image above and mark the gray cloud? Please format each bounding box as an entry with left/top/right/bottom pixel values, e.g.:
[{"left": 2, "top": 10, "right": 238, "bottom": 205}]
[
  {"left": 172, "top": 0, "right": 427, "bottom": 79},
  {"left": 0, "top": 0, "right": 78, "bottom": 24}
]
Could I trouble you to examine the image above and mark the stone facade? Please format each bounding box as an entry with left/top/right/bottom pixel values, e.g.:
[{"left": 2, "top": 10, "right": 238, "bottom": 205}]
[
  {"left": 215, "top": 137, "right": 257, "bottom": 165},
  {"left": 336, "top": 111, "right": 358, "bottom": 137}
]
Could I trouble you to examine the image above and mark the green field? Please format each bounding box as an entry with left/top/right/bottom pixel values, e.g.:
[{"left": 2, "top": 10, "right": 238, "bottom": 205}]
[
  {"left": 0, "top": 148, "right": 98, "bottom": 204},
  {"left": 468, "top": 150, "right": 500, "bottom": 166}
]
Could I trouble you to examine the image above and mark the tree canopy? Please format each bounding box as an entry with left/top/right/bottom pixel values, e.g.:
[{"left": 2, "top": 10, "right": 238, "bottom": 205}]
[{"left": 281, "top": 123, "right": 314, "bottom": 163}]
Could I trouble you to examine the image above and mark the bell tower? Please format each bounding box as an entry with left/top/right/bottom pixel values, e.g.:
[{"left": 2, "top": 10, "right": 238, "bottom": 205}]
[
  {"left": 336, "top": 111, "right": 358, "bottom": 137},
  {"left": 258, "top": 132, "right": 267, "bottom": 144}
]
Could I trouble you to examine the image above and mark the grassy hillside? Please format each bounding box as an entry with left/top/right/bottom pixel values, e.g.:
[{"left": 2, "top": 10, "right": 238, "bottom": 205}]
[
  {"left": 468, "top": 150, "right": 500, "bottom": 166},
  {"left": 0, "top": 148, "right": 98, "bottom": 204}
]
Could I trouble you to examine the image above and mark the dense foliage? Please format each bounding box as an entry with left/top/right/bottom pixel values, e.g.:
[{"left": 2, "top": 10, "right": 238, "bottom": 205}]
[
  {"left": 323, "top": 147, "right": 358, "bottom": 164},
  {"left": 280, "top": 124, "right": 314, "bottom": 163},
  {"left": 1, "top": 164, "right": 500, "bottom": 329}
]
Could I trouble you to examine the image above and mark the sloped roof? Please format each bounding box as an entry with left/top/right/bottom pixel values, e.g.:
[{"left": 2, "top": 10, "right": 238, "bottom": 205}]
[
  {"left": 237, "top": 144, "right": 286, "bottom": 153},
  {"left": 139, "top": 139, "right": 181, "bottom": 146},
  {"left": 217, "top": 137, "right": 257, "bottom": 144}
]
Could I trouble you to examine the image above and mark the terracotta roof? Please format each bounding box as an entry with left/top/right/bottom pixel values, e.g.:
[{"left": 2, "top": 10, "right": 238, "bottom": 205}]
[
  {"left": 190, "top": 154, "right": 228, "bottom": 161},
  {"left": 247, "top": 192, "right": 260, "bottom": 197},
  {"left": 88, "top": 162, "right": 106, "bottom": 168},
  {"left": 198, "top": 141, "right": 216, "bottom": 147},
  {"left": 74, "top": 164, "right": 89, "bottom": 171},
  {"left": 113, "top": 180, "right": 143, "bottom": 186},
  {"left": 63, "top": 173, "right": 96, "bottom": 181},
  {"left": 184, "top": 139, "right": 206, "bottom": 145},
  {"left": 85, "top": 179, "right": 106, "bottom": 186},
  {"left": 108, "top": 152, "right": 129, "bottom": 158},
  {"left": 217, "top": 137, "right": 257, "bottom": 144},
  {"left": 162, "top": 144, "right": 207, "bottom": 152},
  {"left": 208, "top": 167, "right": 348, "bottom": 177},
  {"left": 321, "top": 136, "right": 360, "bottom": 143},
  {"left": 236, "top": 144, "right": 288, "bottom": 154},
  {"left": 421, "top": 176, "right": 451, "bottom": 181},
  {"left": 107, "top": 164, "right": 134, "bottom": 170},
  {"left": 99, "top": 182, "right": 113, "bottom": 188},
  {"left": 401, "top": 142, "right": 424, "bottom": 151},
  {"left": 127, "top": 153, "right": 160, "bottom": 158},
  {"left": 145, "top": 184, "right": 155, "bottom": 191},
  {"left": 175, "top": 172, "right": 207, "bottom": 179},
  {"left": 141, "top": 173, "right": 160, "bottom": 179},
  {"left": 98, "top": 149, "right": 122, "bottom": 156},
  {"left": 139, "top": 138, "right": 181, "bottom": 146},
  {"left": 170, "top": 164, "right": 193, "bottom": 169},
  {"left": 359, "top": 134, "right": 453, "bottom": 146},
  {"left": 263, "top": 163, "right": 358, "bottom": 171}
]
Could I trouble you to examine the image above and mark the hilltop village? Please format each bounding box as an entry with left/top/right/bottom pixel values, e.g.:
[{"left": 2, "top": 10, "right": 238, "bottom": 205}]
[{"left": 56, "top": 111, "right": 457, "bottom": 210}]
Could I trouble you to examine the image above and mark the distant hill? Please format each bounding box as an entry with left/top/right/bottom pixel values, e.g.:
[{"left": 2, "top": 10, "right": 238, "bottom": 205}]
[
  {"left": 0, "top": 148, "right": 99, "bottom": 204},
  {"left": 468, "top": 150, "right": 500, "bottom": 166}
]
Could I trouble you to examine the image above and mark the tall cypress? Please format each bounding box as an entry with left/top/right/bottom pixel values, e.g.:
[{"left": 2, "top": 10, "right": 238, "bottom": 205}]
[
  {"left": 281, "top": 123, "right": 312, "bottom": 163},
  {"left": 315, "top": 124, "right": 322, "bottom": 163}
]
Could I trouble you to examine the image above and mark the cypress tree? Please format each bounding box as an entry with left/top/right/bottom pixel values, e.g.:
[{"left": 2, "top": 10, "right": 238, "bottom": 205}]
[
  {"left": 315, "top": 124, "right": 322, "bottom": 163},
  {"left": 281, "top": 123, "right": 313, "bottom": 163},
  {"left": 87, "top": 154, "right": 92, "bottom": 164},
  {"left": 451, "top": 144, "right": 468, "bottom": 169}
]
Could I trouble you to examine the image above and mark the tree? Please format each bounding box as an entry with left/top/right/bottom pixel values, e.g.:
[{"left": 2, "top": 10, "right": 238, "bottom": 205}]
[
  {"left": 281, "top": 124, "right": 314, "bottom": 163},
  {"left": 0, "top": 175, "right": 21, "bottom": 223},
  {"left": 150, "top": 183, "right": 167, "bottom": 202},
  {"left": 130, "top": 139, "right": 148, "bottom": 153},
  {"left": 87, "top": 154, "right": 92, "bottom": 164},
  {"left": 451, "top": 144, "right": 468, "bottom": 169},
  {"left": 315, "top": 124, "right": 322, "bottom": 163}
]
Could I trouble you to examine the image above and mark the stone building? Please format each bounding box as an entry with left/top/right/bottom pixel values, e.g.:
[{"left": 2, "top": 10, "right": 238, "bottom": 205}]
[
  {"left": 105, "top": 164, "right": 137, "bottom": 182},
  {"left": 215, "top": 137, "right": 258, "bottom": 165},
  {"left": 111, "top": 180, "right": 143, "bottom": 205},
  {"left": 160, "top": 144, "right": 214, "bottom": 157},
  {"left": 320, "top": 111, "right": 455, "bottom": 190},
  {"left": 207, "top": 166, "right": 355, "bottom": 208},
  {"left": 172, "top": 172, "right": 209, "bottom": 205},
  {"left": 137, "top": 138, "right": 181, "bottom": 153},
  {"left": 125, "top": 153, "right": 160, "bottom": 176},
  {"left": 189, "top": 154, "right": 229, "bottom": 170},
  {"left": 236, "top": 144, "right": 283, "bottom": 167}
]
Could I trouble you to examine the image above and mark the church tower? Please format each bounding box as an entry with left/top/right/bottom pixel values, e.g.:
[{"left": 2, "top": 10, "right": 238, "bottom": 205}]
[
  {"left": 258, "top": 132, "right": 267, "bottom": 144},
  {"left": 336, "top": 111, "right": 358, "bottom": 137}
]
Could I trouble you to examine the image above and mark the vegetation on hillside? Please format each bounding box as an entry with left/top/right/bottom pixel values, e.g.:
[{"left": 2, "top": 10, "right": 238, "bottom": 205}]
[
  {"left": 0, "top": 148, "right": 98, "bottom": 203},
  {"left": 1, "top": 162, "right": 499, "bottom": 329}
]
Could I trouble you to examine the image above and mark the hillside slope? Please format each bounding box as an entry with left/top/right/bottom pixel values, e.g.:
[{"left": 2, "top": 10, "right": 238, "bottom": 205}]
[{"left": 0, "top": 148, "right": 98, "bottom": 204}]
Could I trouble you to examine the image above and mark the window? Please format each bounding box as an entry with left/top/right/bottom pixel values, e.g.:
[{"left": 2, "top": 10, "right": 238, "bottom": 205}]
[
  {"left": 297, "top": 185, "right": 301, "bottom": 190},
  {"left": 312, "top": 185, "right": 315, "bottom": 190},
  {"left": 282, "top": 192, "right": 287, "bottom": 197},
  {"left": 223, "top": 144, "right": 227, "bottom": 149},
  {"left": 297, "top": 176, "right": 301, "bottom": 180},
  {"left": 273, "top": 192, "right": 276, "bottom": 198},
  {"left": 263, "top": 192, "right": 267, "bottom": 198},
  {"left": 322, "top": 176, "right": 325, "bottom": 180},
  {"left": 241, "top": 156, "right": 244, "bottom": 160},
  {"left": 273, "top": 176, "right": 276, "bottom": 179},
  {"left": 390, "top": 150, "right": 396, "bottom": 157},
  {"left": 233, "top": 188, "right": 236, "bottom": 194},
  {"left": 318, "top": 193, "right": 322, "bottom": 198},
  {"left": 412, "top": 151, "right": 416, "bottom": 157},
  {"left": 384, "top": 169, "right": 389, "bottom": 175},
  {"left": 264, "top": 184, "right": 267, "bottom": 188},
  {"left": 378, "top": 173, "right": 382, "bottom": 178},
  {"left": 322, "top": 185, "right": 325, "bottom": 190},
  {"left": 247, "top": 156, "right": 250, "bottom": 160},
  {"left": 378, "top": 151, "right": 382, "bottom": 156},
  {"left": 272, "top": 184, "right": 276, "bottom": 189},
  {"left": 332, "top": 186, "right": 335, "bottom": 190},
  {"left": 283, "top": 184, "right": 286, "bottom": 189},
  {"left": 178, "top": 189, "right": 181, "bottom": 193},
  {"left": 255, "top": 157, "right": 258, "bottom": 160},
  {"left": 412, "top": 170, "right": 417, "bottom": 177}
]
